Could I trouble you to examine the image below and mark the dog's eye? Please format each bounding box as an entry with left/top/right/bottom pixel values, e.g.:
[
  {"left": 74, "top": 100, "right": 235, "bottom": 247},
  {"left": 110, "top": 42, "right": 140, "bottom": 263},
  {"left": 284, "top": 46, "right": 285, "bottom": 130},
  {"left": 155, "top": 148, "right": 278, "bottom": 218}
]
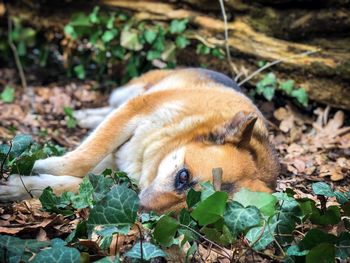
[{"left": 175, "top": 168, "right": 190, "bottom": 191}]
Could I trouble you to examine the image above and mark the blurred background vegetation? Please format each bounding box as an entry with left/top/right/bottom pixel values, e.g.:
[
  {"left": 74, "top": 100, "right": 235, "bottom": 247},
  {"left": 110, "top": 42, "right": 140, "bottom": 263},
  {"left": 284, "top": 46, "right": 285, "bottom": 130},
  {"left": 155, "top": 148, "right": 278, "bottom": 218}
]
[{"left": 0, "top": 0, "right": 350, "bottom": 110}]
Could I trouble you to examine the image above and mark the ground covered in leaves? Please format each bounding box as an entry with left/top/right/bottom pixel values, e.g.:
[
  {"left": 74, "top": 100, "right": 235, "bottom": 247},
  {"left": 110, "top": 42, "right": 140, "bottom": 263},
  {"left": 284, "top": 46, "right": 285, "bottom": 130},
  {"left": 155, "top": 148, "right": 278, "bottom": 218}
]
[{"left": 0, "top": 67, "right": 350, "bottom": 262}]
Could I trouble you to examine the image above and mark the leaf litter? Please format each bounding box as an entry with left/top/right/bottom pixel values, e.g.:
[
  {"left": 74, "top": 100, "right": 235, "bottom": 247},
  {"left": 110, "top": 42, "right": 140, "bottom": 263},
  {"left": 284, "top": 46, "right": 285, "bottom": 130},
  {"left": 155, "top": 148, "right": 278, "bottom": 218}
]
[{"left": 0, "top": 68, "right": 350, "bottom": 262}]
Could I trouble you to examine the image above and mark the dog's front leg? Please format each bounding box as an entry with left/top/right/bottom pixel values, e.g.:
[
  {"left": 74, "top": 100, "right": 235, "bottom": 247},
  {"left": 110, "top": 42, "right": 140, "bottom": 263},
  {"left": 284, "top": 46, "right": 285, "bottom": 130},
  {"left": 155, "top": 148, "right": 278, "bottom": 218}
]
[{"left": 32, "top": 95, "right": 157, "bottom": 178}]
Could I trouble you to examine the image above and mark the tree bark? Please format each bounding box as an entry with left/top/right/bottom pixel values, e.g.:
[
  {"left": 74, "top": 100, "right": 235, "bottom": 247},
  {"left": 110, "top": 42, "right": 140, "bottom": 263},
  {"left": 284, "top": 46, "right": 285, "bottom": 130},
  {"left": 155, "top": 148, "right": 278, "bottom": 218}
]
[{"left": 5, "top": 0, "right": 350, "bottom": 109}]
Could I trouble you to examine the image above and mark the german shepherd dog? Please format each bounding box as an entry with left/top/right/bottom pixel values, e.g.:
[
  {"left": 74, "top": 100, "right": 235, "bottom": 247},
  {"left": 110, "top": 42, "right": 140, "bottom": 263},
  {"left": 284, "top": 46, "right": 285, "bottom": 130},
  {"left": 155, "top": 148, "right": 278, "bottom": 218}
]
[{"left": 0, "top": 68, "right": 279, "bottom": 212}]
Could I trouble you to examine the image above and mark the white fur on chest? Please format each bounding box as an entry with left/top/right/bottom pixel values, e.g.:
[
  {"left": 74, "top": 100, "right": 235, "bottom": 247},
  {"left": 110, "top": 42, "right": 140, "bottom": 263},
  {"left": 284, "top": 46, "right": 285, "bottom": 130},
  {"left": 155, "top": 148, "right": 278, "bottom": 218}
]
[{"left": 114, "top": 101, "right": 184, "bottom": 181}]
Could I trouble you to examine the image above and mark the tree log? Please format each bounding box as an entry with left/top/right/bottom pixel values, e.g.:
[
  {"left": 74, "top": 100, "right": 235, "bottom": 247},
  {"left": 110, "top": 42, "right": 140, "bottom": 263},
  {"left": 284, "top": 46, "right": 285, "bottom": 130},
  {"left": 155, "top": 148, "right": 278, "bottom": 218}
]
[{"left": 6, "top": 0, "right": 350, "bottom": 109}]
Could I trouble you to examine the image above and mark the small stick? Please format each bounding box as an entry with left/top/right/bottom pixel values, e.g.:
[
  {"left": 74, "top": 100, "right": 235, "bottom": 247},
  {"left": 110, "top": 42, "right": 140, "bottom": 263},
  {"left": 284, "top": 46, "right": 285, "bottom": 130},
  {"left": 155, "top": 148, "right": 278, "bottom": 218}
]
[
  {"left": 218, "top": 0, "right": 237, "bottom": 77},
  {"left": 7, "top": 14, "right": 27, "bottom": 90},
  {"left": 212, "top": 167, "right": 223, "bottom": 191},
  {"left": 238, "top": 49, "right": 319, "bottom": 87}
]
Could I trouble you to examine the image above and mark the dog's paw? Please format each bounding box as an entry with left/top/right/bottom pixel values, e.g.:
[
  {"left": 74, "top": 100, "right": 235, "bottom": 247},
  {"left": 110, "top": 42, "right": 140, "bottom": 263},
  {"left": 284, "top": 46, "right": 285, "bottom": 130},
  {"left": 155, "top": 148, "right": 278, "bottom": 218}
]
[
  {"left": 0, "top": 174, "right": 83, "bottom": 202},
  {"left": 32, "top": 156, "right": 67, "bottom": 175},
  {"left": 0, "top": 175, "right": 34, "bottom": 202}
]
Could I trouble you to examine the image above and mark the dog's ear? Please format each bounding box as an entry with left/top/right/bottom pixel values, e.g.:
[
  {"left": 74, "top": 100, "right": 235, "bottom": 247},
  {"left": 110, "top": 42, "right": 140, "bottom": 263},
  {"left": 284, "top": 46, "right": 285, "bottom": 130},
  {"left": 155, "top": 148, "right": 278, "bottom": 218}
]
[{"left": 206, "top": 111, "right": 258, "bottom": 146}]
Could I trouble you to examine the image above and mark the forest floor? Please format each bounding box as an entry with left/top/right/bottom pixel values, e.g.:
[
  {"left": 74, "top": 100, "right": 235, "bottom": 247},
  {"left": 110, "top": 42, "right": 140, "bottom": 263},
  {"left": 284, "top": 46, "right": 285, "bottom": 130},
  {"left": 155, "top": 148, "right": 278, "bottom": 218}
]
[{"left": 0, "top": 67, "right": 349, "bottom": 261}]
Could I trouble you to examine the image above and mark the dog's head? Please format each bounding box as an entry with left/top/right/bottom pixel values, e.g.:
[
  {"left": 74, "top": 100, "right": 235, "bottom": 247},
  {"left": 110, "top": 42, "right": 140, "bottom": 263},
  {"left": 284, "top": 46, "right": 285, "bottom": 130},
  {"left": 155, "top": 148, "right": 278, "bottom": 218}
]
[{"left": 138, "top": 111, "right": 279, "bottom": 213}]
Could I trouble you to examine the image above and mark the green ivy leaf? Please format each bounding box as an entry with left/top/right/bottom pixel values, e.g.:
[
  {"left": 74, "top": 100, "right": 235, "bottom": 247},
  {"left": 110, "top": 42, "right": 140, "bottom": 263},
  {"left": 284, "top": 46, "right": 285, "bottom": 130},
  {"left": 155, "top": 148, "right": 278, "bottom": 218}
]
[
  {"left": 178, "top": 209, "right": 192, "bottom": 226},
  {"left": 175, "top": 35, "right": 190, "bottom": 49},
  {"left": 299, "top": 229, "right": 337, "bottom": 250},
  {"left": 291, "top": 88, "right": 308, "bottom": 107},
  {"left": 0, "top": 235, "right": 50, "bottom": 263},
  {"left": 191, "top": 191, "right": 228, "bottom": 225},
  {"left": 154, "top": 215, "right": 180, "bottom": 247},
  {"left": 312, "top": 182, "right": 335, "bottom": 197},
  {"left": 87, "top": 185, "right": 139, "bottom": 232},
  {"left": 64, "top": 24, "right": 77, "bottom": 39},
  {"left": 32, "top": 240, "right": 80, "bottom": 263},
  {"left": 196, "top": 43, "right": 210, "bottom": 55},
  {"left": 211, "top": 48, "right": 225, "bottom": 59},
  {"left": 200, "top": 181, "right": 215, "bottom": 201},
  {"left": 39, "top": 187, "right": 75, "bottom": 216},
  {"left": 336, "top": 232, "right": 350, "bottom": 260},
  {"left": 305, "top": 243, "right": 335, "bottom": 263},
  {"left": 66, "top": 221, "right": 87, "bottom": 243},
  {"left": 70, "top": 177, "right": 94, "bottom": 209},
  {"left": 96, "top": 225, "right": 131, "bottom": 237},
  {"left": 102, "top": 29, "right": 118, "bottom": 43},
  {"left": 144, "top": 29, "right": 157, "bottom": 44},
  {"left": 233, "top": 188, "right": 277, "bottom": 216},
  {"left": 88, "top": 173, "right": 115, "bottom": 202},
  {"left": 279, "top": 80, "right": 294, "bottom": 95},
  {"left": 310, "top": 205, "right": 341, "bottom": 225},
  {"left": 169, "top": 19, "right": 188, "bottom": 34},
  {"left": 14, "top": 148, "right": 46, "bottom": 174},
  {"left": 9, "top": 134, "right": 33, "bottom": 159},
  {"left": 74, "top": 65, "right": 85, "bottom": 80},
  {"left": 106, "top": 13, "right": 116, "bottom": 29},
  {"left": 245, "top": 218, "right": 279, "bottom": 251},
  {"left": 1, "top": 85, "right": 15, "bottom": 103},
  {"left": 120, "top": 29, "right": 143, "bottom": 51},
  {"left": 262, "top": 86, "right": 275, "bottom": 101},
  {"left": 224, "top": 201, "right": 261, "bottom": 235},
  {"left": 89, "top": 6, "right": 100, "bottom": 24},
  {"left": 146, "top": 50, "right": 161, "bottom": 61},
  {"left": 186, "top": 188, "right": 201, "bottom": 208},
  {"left": 286, "top": 245, "right": 309, "bottom": 256},
  {"left": 125, "top": 242, "right": 166, "bottom": 260},
  {"left": 256, "top": 73, "right": 276, "bottom": 101},
  {"left": 334, "top": 191, "right": 349, "bottom": 204}
]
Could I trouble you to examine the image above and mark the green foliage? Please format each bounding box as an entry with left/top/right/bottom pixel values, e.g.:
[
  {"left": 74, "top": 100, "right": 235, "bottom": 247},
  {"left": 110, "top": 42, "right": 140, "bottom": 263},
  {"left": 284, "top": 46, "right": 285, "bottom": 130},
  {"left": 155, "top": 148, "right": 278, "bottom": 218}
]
[
  {"left": 62, "top": 8, "right": 196, "bottom": 82},
  {"left": 125, "top": 242, "right": 166, "bottom": 260},
  {"left": 154, "top": 215, "right": 180, "bottom": 246},
  {"left": 2, "top": 8, "right": 224, "bottom": 86},
  {"left": 1, "top": 136, "right": 350, "bottom": 262},
  {"left": 64, "top": 107, "right": 77, "bottom": 128},
  {"left": 224, "top": 201, "right": 261, "bottom": 235},
  {"left": 0, "top": 134, "right": 64, "bottom": 177},
  {"left": 0, "top": 85, "right": 15, "bottom": 103},
  {"left": 191, "top": 191, "right": 228, "bottom": 225},
  {"left": 31, "top": 239, "right": 81, "bottom": 263},
  {"left": 233, "top": 188, "right": 277, "bottom": 216},
  {"left": 255, "top": 72, "right": 309, "bottom": 106},
  {"left": 87, "top": 185, "right": 139, "bottom": 231},
  {"left": 0, "top": 235, "right": 78, "bottom": 263}
]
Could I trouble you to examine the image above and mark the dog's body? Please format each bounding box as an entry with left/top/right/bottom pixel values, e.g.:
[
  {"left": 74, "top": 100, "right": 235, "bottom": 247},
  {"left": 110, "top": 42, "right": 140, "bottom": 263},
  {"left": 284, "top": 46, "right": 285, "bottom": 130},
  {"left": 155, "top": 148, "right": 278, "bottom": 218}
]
[{"left": 0, "top": 68, "right": 279, "bottom": 212}]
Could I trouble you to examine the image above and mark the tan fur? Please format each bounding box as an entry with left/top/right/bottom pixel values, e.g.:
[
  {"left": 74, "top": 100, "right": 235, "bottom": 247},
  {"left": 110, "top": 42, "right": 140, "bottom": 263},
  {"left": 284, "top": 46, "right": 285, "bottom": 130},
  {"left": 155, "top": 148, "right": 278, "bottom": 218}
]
[{"left": 2, "top": 68, "right": 279, "bottom": 212}]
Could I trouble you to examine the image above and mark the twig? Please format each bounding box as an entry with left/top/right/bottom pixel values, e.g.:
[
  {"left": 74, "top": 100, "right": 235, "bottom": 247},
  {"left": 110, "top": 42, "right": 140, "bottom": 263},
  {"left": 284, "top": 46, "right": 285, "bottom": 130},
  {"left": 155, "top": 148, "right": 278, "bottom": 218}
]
[
  {"left": 238, "top": 49, "right": 320, "bottom": 87},
  {"left": 135, "top": 223, "right": 144, "bottom": 262},
  {"left": 16, "top": 166, "right": 34, "bottom": 198},
  {"left": 267, "top": 221, "right": 286, "bottom": 257},
  {"left": 188, "top": 34, "right": 216, "bottom": 49},
  {"left": 179, "top": 223, "right": 232, "bottom": 259},
  {"left": 7, "top": 15, "right": 27, "bottom": 90},
  {"left": 0, "top": 141, "right": 12, "bottom": 181},
  {"left": 317, "top": 195, "right": 327, "bottom": 214},
  {"left": 236, "top": 221, "right": 266, "bottom": 261},
  {"left": 218, "top": 0, "right": 236, "bottom": 77},
  {"left": 212, "top": 167, "right": 223, "bottom": 191}
]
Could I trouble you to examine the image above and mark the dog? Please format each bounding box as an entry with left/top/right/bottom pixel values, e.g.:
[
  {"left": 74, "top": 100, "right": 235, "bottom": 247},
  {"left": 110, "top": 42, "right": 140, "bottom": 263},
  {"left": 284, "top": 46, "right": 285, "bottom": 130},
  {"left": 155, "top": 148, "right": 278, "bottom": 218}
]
[{"left": 0, "top": 68, "right": 279, "bottom": 212}]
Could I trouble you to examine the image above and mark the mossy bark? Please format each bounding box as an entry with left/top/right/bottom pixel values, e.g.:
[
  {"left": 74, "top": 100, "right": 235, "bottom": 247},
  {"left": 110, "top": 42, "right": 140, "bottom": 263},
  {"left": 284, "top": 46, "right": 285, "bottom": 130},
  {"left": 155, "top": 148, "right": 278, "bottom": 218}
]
[{"left": 4, "top": 0, "right": 350, "bottom": 109}]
